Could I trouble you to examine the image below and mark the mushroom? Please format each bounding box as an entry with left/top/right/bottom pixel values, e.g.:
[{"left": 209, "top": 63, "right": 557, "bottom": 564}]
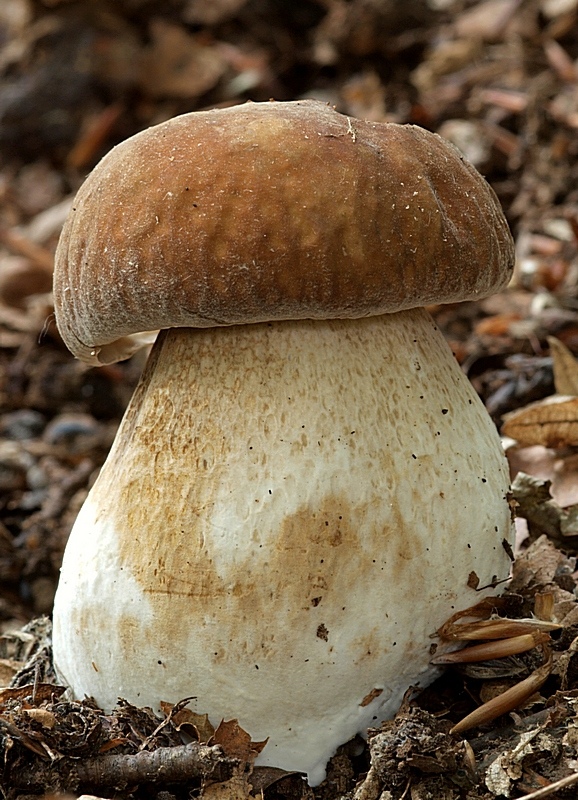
[{"left": 52, "top": 100, "right": 515, "bottom": 785}]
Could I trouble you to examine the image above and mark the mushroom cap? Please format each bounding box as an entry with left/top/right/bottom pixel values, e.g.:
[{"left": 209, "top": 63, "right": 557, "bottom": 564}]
[{"left": 54, "top": 99, "right": 514, "bottom": 365}]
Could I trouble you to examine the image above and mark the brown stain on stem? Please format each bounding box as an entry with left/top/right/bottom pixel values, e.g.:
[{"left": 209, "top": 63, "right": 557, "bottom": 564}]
[{"left": 113, "top": 490, "right": 408, "bottom": 667}]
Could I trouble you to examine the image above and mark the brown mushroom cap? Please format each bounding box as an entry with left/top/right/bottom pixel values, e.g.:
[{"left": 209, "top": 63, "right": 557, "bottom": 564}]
[{"left": 54, "top": 99, "right": 514, "bottom": 365}]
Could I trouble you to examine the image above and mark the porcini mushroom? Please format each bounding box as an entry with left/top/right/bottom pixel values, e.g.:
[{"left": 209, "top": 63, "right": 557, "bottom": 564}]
[{"left": 52, "top": 100, "right": 515, "bottom": 785}]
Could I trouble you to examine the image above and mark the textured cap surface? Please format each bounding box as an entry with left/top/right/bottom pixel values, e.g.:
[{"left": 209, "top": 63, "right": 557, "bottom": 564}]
[{"left": 54, "top": 99, "right": 514, "bottom": 364}]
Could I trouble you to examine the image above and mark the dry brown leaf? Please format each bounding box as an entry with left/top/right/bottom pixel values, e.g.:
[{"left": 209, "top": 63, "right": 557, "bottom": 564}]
[
  {"left": 502, "top": 395, "right": 578, "bottom": 447},
  {"left": 511, "top": 472, "right": 578, "bottom": 542},
  {"left": 210, "top": 719, "right": 268, "bottom": 763},
  {"left": 160, "top": 701, "right": 215, "bottom": 742},
  {"left": 0, "top": 714, "right": 52, "bottom": 758},
  {"left": 411, "top": 39, "right": 482, "bottom": 93},
  {"left": 200, "top": 728, "right": 263, "bottom": 800},
  {"left": 474, "top": 312, "right": 521, "bottom": 336},
  {"left": 251, "top": 765, "right": 300, "bottom": 794},
  {"left": 0, "top": 657, "right": 21, "bottom": 687},
  {"left": 510, "top": 533, "right": 577, "bottom": 592},
  {"left": 24, "top": 708, "right": 56, "bottom": 729},
  {"left": 506, "top": 443, "right": 578, "bottom": 507},
  {"left": 201, "top": 766, "right": 253, "bottom": 800},
  {"left": 0, "top": 683, "right": 65, "bottom": 710},
  {"left": 548, "top": 336, "right": 578, "bottom": 395},
  {"left": 138, "top": 19, "right": 226, "bottom": 99},
  {"left": 453, "top": 0, "right": 523, "bottom": 41}
]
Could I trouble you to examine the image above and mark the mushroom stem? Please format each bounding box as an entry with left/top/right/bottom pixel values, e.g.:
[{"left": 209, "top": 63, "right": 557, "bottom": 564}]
[{"left": 52, "top": 308, "right": 513, "bottom": 785}]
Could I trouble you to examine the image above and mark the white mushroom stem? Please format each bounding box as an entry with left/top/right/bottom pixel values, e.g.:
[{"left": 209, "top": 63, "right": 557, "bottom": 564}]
[{"left": 52, "top": 308, "right": 513, "bottom": 785}]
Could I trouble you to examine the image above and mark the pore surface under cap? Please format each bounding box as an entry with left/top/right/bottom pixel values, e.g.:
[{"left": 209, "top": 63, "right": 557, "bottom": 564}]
[{"left": 53, "top": 99, "right": 514, "bottom": 364}]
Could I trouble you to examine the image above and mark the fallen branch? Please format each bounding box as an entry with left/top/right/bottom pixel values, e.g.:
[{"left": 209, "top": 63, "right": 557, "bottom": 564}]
[{"left": 9, "top": 741, "right": 239, "bottom": 793}]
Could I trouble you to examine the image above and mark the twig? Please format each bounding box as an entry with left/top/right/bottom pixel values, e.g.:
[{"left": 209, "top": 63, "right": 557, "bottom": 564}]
[
  {"left": 9, "top": 742, "right": 238, "bottom": 792},
  {"left": 139, "top": 696, "right": 196, "bottom": 751}
]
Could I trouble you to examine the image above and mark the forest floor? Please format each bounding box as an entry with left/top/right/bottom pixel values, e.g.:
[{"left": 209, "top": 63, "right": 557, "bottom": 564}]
[{"left": 2, "top": 0, "right": 578, "bottom": 798}]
